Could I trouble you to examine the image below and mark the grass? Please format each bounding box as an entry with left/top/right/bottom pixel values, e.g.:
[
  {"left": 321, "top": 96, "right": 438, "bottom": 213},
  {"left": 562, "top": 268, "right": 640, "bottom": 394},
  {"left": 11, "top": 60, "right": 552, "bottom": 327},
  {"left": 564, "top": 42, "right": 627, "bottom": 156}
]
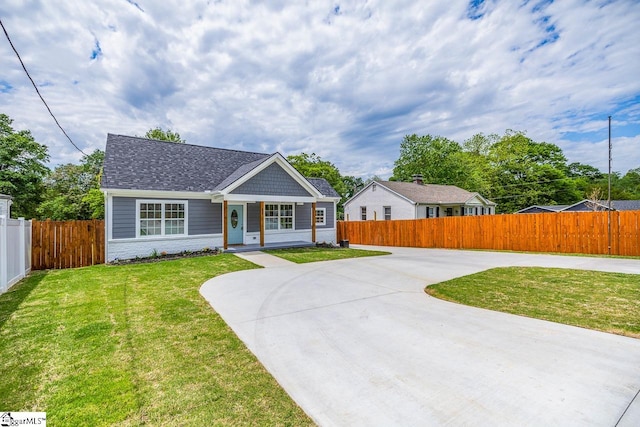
[
  {"left": 264, "top": 246, "right": 390, "bottom": 263},
  {"left": 426, "top": 267, "right": 640, "bottom": 338},
  {"left": 0, "top": 254, "right": 313, "bottom": 426}
]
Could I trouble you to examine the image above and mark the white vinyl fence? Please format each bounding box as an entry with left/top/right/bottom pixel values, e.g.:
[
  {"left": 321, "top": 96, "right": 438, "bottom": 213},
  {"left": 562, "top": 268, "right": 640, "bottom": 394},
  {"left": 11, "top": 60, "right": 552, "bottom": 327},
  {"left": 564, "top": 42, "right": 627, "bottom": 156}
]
[{"left": 0, "top": 216, "right": 31, "bottom": 294}]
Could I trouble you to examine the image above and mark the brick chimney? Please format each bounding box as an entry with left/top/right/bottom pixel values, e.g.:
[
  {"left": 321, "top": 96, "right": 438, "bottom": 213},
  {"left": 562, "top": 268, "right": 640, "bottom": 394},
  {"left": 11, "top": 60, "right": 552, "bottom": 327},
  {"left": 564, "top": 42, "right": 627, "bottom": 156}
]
[{"left": 412, "top": 174, "right": 423, "bottom": 185}]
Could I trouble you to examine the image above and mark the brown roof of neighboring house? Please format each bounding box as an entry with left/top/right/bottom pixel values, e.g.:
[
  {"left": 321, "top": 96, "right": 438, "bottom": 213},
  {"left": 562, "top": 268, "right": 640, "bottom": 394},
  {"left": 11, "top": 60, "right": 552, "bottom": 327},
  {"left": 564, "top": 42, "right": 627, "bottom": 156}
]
[{"left": 377, "top": 180, "right": 495, "bottom": 205}]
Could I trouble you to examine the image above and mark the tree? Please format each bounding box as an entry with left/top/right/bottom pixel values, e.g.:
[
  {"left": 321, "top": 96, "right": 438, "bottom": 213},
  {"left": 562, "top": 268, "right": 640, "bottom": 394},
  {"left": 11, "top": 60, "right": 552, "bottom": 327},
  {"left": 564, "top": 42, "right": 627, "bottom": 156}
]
[
  {"left": 392, "top": 134, "right": 469, "bottom": 186},
  {"left": 0, "top": 113, "right": 50, "bottom": 218},
  {"left": 487, "top": 131, "right": 580, "bottom": 213},
  {"left": 287, "top": 152, "right": 348, "bottom": 205},
  {"left": 617, "top": 167, "right": 640, "bottom": 199},
  {"left": 37, "top": 150, "right": 104, "bottom": 220},
  {"left": 341, "top": 175, "right": 365, "bottom": 200},
  {"left": 144, "top": 127, "right": 185, "bottom": 143}
]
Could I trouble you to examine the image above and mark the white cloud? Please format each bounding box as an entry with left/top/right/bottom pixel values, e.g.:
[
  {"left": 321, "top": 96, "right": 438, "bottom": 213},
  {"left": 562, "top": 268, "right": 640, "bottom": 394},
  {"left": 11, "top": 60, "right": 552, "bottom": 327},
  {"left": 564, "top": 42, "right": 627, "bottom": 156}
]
[{"left": 0, "top": 0, "right": 638, "bottom": 176}]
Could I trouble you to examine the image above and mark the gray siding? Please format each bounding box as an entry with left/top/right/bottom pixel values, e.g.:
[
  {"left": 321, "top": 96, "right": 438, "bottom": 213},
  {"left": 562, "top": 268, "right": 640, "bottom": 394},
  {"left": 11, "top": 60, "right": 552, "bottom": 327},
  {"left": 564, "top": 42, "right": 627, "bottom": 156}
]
[
  {"left": 189, "top": 200, "right": 222, "bottom": 235},
  {"left": 246, "top": 203, "right": 260, "bottom": 232},
  {"left": 231, "top": 163, "right": 312, "bottom": 197},
  {"left": 111, "top": 197, "right": 221, "bottom": 239},
  {"left": 112, "top": 197, "right": 136, "bottom": 239},
  {"left": 295, "top": 203, "right": 312, "bottom": 230},
  {"left": 317, "top": 202, "right": 335, "bottom": 229}
]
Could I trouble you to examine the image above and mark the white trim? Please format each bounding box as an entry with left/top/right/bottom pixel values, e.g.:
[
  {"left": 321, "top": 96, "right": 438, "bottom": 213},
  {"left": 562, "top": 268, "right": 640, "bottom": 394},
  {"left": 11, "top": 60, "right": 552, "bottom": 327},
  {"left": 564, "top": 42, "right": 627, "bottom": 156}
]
[
  {"left": 463, "top": 193, "right": 497, "bottom": 206},
  {"left": 315, "top": 207, "right": 326, "bottom": 226},
  {"left": 135, "top": 199, "right": 189, "bottom": 238},
  {"left": 264, "top": 202, "right": 296, "bottom": 231}
]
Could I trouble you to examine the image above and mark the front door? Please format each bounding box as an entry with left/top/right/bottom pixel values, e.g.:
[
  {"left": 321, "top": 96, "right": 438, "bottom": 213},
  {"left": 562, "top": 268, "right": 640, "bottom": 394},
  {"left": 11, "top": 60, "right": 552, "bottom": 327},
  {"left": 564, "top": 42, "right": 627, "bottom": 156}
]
[{"left": 227, "top": 205, "right": 244, "bottom": 245}]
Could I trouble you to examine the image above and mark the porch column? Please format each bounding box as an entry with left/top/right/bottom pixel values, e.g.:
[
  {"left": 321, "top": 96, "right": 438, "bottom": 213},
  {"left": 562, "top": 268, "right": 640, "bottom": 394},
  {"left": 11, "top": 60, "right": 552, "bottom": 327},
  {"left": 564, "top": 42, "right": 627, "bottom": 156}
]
[
  {"left": 223, "top": 200, "right": 228, "bottom": 250},
  {"left": 259, "top": 201, "right": 265, "bottom": 247},
  {"left": 311, "top": 202, "right": 316, "bottom": 243}
]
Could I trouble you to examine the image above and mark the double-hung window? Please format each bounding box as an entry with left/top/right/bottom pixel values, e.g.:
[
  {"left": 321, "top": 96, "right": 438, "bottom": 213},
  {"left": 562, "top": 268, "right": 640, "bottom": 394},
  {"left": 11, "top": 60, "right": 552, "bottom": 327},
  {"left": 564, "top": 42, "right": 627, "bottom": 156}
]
[
  {"left": 384, "top": 206, "right": 391, "bottom": 220},
  {"left": 264, "top": 203, "right": 294, "bottom": 231},
  {"left": 315, "top": 207, "right": 326, "bottom": 226},
  {"left": 360, "top": 206, "right": 367, "bottom": 220},
  {"left": 138, "top": 200, "right": 186, "bottom": 237}
]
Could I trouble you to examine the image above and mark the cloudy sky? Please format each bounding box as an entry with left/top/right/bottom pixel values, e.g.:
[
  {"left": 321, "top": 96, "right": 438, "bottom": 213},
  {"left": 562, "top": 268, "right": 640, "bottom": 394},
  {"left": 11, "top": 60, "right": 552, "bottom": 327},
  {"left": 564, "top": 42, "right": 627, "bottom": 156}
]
[{"left": 1, "top": 0, "right": 638, "bottom": 178}]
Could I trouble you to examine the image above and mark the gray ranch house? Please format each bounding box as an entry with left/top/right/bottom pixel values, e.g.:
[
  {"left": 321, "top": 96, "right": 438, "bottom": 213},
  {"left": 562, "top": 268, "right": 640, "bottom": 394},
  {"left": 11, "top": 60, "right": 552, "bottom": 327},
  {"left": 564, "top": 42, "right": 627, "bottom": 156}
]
[
  {"left": 101, "top": 134, "right": 340, "bottom": 261},
  {"left": 344, "top": 175, "right": 496, "bottom": 221}
]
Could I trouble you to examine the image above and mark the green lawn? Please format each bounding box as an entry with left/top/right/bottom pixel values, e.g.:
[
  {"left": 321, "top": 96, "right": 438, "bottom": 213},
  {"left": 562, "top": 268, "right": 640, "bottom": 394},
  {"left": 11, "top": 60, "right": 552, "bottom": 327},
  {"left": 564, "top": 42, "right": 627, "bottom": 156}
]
[
  {"left": 0, "top": 254, "right": 313, "bottom": 426},
  {"left": 264, "top": 246, "right": 390, "bottom": 263},
  {"left": 426, "top": 267, "right": 640, "bottom": 338}
]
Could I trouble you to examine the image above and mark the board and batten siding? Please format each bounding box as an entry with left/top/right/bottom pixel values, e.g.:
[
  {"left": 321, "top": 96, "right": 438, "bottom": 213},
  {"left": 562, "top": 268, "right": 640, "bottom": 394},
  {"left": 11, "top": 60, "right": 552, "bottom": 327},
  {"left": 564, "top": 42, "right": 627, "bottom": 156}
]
[
  {"left": 345, "top": 185, "right": 414, "bottom": 221},
  {"left": 231, "top": 163, "right": 312, "bottom": 197},
  {"left": 111, "top": 197, "right": 222, "bottom": 239}
]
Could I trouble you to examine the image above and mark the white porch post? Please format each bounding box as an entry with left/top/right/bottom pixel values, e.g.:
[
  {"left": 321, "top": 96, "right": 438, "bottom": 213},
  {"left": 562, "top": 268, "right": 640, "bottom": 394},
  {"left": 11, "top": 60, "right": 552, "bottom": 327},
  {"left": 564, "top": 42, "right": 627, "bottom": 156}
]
[{"left": 0, "top": 215, "right": 7, "bottom": 293}]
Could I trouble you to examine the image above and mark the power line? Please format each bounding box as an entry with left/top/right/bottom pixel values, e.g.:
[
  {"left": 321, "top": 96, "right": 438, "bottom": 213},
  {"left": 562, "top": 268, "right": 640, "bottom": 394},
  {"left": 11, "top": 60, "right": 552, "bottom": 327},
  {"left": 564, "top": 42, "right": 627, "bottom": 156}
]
[{"left": 0, "top": 18, "right": 86, "bottom": 156}]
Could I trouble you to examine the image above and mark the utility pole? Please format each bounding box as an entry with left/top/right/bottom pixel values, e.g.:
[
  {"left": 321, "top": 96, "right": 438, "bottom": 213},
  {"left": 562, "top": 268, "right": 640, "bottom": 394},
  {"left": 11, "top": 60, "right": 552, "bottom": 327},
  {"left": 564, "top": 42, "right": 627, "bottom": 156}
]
[{"left": 608, "top": 116, "right": 612, "bottom": 255}]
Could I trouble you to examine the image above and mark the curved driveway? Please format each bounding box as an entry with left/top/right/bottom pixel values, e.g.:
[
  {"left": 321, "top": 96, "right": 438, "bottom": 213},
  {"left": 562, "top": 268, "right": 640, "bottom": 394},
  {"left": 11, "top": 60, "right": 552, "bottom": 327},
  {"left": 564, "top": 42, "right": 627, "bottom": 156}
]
[{"left": 200, "top": 246, "right": 640, "bottom": 426}]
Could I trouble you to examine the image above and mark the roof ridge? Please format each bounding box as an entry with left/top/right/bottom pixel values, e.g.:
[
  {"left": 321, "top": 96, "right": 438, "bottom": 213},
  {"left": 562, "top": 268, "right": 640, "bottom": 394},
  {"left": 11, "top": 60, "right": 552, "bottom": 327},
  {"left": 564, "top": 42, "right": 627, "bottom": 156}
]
[{"left": 108, "top": 133, "right": 271, "bottom": 156}]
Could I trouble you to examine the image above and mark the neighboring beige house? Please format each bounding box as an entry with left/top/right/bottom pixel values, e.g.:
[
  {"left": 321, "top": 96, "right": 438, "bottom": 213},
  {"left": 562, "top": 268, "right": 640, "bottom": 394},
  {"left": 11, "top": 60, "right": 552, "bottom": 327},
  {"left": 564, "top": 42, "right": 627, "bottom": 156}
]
[{"left": 343, "top": 175, "right": 496, "bottom": 221}]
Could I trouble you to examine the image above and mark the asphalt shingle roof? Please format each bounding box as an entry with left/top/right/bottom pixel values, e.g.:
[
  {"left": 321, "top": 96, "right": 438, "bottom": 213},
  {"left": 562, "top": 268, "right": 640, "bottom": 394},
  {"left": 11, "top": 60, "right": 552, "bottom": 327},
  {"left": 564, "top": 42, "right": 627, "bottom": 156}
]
[
  {"left": 101, "top": 134, "right": 340, "bottom": 198},
  {"left": 307, "top": 178, "right": 341, "bottom": 198},
  {"left": 102, "top": 134, "right": 271, "bottom": 192},
  {"left": 377, "top": 181, "right": 494, "bottom": 205},
  {"left": 610, "top": 200, "right": 640, "bottom": 211}
]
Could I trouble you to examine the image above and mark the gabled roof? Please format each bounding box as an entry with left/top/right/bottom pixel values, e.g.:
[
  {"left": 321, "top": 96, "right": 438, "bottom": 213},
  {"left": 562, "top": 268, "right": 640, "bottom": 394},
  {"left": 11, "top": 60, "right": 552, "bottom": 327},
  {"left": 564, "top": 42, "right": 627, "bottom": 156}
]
[
  {"left": 307, "top": 178, "right": 341, "bottom": 198},
  {"left": 102, "top": 134, "right": 270, "bottom": 192},
  {"left": 372, "top": 181, "right": 496, "bottom": 205},
  {"left": 517, "top": 199, "right": 640, "bottom": 213},
  {"left": 516, "top": 205, "right": 570, "bottom": 213}
]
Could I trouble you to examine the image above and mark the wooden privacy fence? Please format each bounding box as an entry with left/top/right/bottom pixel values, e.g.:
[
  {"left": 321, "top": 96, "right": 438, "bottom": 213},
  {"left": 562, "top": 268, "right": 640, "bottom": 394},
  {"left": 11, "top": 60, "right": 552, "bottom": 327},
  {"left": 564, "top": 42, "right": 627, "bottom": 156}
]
[
  {"left": 32, "top": 220, "right": 105, "bottom": 270},
  {"left": 337, "top": 211, "right": 640, "bottom": 256}
]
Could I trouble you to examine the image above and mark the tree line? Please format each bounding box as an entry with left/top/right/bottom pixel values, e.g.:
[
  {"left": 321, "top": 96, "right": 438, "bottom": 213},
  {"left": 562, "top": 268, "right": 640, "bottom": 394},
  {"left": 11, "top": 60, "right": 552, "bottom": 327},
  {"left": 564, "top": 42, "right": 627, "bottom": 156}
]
[{"left": 1, "top": 112, "right": 638, "bottom": 219}]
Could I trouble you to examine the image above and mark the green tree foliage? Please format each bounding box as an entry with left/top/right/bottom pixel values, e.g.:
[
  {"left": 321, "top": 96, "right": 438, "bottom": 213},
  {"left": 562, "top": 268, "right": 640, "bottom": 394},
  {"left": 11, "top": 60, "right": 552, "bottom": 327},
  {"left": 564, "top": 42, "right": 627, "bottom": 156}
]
[
  {"left": 341, "top": 175, "right": 365, "bottom": 200},
  {"left": 0, "top": 113, "right": 50, "bottom": 218},
  {"left": 37, "top": 150, "right": 104, "bottom": 220},
  {"left": 486, "top": 131, "right": 580, "bottom": 212},
  {"left": 618, "top": 167, "right": 640, "bottom": 198},
  {"left": 144, "top": 127, "right": 185, "bottom": 143},
  {"left": 392, "top": 134, "right": 468, "bottom": 185},
  {"left": 287, "top": 152, "right": 348, "bottom": 205}
]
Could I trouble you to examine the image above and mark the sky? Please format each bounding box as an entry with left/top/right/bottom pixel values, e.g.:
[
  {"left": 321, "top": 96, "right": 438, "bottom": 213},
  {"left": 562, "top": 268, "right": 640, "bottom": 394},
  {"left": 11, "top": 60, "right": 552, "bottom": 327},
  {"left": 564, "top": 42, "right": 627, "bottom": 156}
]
[{"left": 1, "top": 0, "right": 639, "bottom": 178}]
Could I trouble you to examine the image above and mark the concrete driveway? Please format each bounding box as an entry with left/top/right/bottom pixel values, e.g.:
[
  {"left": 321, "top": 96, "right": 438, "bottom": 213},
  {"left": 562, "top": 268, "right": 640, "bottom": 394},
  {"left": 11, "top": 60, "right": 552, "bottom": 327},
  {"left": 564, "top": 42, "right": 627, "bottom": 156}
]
[{"left": 200, "top": 246, "right": 640, "bottom": 426}]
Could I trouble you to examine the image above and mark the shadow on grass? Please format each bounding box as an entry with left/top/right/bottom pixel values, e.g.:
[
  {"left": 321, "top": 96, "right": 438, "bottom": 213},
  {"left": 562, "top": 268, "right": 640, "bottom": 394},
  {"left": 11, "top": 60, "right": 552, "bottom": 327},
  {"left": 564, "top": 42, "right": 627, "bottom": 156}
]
[{"left": 0, "top": 271, "right": 47, "bottom": 330}]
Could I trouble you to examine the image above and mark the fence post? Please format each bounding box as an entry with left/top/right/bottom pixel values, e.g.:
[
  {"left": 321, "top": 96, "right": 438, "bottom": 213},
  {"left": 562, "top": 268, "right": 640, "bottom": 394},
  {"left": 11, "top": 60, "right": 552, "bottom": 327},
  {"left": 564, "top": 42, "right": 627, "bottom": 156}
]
[
  {"left": 0, "top": 215, "right": 7, "bottom": 293},
  {"left": 18, "top": 217, "right": 25, "bottom": 280}
]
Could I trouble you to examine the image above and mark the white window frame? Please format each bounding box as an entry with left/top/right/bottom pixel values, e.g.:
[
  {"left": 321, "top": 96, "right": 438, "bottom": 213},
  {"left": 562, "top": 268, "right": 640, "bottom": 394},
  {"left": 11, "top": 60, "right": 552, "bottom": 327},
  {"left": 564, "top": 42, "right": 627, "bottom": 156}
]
[
  {"left": 427, "top": 207, "right": 435, "bottom": 218},
  {"left": 384, "top": 206, "right": 391, "bottom": 221},
  {"left": 360, "top": 206, "right": 367, "bottom": 220},
  {"left": 136, "top": 199, "right": 188, "bottom": 238},
  {"left": 264, "top": 203, "right": 296, "bottom": 231},
  {"left": 315, "top": 207, "right": 326, "bottom": 226}
]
